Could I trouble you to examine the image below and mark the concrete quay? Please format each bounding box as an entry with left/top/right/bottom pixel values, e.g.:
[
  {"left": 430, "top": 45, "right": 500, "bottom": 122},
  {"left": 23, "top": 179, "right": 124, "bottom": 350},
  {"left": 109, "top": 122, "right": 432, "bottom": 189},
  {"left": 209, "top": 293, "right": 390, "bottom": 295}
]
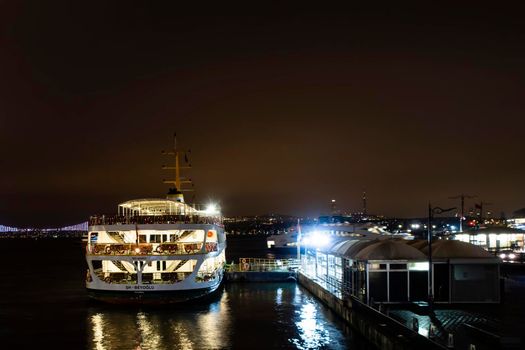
[{"left": 298, "top": 272, "right": 447, "bottom": 350}]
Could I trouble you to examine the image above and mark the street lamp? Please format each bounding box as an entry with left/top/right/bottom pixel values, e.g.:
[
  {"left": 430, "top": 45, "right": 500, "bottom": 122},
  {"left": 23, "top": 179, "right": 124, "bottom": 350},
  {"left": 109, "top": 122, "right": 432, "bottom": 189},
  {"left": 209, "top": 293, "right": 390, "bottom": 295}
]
[
  {"left": 428, "top": 203, "right": 456, "bottom": 311},
  {"left": 296, "top": 219, "right": 301, "bottom": 261}
]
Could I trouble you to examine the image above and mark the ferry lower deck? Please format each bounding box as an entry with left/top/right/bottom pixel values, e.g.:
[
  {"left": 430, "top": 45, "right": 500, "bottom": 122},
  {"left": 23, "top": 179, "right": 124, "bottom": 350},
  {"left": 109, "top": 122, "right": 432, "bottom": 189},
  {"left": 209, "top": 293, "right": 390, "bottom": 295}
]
[
  {"left": 86, "top": 284, "right": 222, "bottom": 304},
  {"left": 85, "top": 219, "right": 227, "bottom": 303}
]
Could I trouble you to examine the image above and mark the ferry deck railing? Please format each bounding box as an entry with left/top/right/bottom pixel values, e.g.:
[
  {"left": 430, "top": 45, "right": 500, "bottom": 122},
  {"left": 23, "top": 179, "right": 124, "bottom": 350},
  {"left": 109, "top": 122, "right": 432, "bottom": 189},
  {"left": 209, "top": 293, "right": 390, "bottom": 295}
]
[
  {"left": 92, "top": 270, "right": 193, "bottom": 285},
  {"left": 87, "top": 242, "right": 218, "bottom": 256},
  {"left": 89, "top": 214, "right": 223, "bottom": 227}
]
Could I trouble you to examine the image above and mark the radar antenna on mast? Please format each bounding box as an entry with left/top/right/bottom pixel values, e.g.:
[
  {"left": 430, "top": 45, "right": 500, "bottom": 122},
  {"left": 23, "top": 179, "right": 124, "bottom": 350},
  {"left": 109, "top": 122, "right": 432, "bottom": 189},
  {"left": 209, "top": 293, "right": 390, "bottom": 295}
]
[{"left": 161, "top": 133, "right": 193, "bottom": 203}]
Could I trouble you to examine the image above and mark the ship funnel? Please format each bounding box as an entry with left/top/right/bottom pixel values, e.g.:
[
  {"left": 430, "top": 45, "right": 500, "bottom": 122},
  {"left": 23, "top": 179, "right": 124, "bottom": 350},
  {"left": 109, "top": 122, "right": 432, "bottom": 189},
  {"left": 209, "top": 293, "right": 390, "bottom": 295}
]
[{"left": 167, "top": 188, "right": 184, "bottom": 203}]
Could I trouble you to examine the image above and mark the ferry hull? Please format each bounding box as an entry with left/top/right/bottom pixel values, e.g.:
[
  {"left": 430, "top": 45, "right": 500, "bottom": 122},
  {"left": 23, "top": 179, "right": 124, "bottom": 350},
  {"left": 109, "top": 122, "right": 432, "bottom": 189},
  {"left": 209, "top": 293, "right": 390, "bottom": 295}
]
[{"left": 87, "top": 283, "right": 221, "bottom": 305}]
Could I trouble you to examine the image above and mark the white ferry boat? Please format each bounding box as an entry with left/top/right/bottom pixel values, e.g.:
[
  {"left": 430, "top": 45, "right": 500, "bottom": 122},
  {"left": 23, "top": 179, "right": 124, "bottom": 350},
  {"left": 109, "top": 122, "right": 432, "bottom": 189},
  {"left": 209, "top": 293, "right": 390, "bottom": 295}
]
[{"left": 85, "top": 138, "right": 226, "bottom": 304}]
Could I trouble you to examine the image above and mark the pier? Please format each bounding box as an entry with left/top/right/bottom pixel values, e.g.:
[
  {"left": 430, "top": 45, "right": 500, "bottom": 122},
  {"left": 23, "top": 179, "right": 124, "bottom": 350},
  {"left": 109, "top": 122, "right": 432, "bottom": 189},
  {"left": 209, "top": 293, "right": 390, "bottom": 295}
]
[
  {"left": 224, "top": 243, "right": 518, "bottom": 350},
  {"left": 225, "top": 258, "right": 298, "bottom": 282}
]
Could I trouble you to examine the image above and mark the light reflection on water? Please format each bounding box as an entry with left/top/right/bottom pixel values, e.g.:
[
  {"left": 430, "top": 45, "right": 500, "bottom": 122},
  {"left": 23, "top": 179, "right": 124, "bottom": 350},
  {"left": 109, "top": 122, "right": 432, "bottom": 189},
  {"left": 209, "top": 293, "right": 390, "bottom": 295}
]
[
  {"left": 87, "top": 284, "right": 356, "bottom": 350},
  {"left": 290, "top": 302, "right": 331, "bottom": 349},
  {"left": 88, "top": 294, "right": 231, "bottom": 350}
]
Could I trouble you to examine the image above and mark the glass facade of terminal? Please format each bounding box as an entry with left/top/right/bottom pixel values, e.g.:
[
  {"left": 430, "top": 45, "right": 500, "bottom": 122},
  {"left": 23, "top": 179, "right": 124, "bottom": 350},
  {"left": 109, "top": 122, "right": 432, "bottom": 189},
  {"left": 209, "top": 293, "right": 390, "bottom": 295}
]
[{"left": 300, "top": 240, "right": 500, "bottom": 304}]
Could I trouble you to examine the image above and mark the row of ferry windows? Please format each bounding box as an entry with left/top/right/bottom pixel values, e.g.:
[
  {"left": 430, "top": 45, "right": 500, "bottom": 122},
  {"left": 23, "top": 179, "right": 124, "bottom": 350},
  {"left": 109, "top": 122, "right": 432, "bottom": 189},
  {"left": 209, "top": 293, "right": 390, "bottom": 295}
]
[
  {"left": 91, "top": 231, "right": 216, "bottom": 243},
  {"left": 140, "top": 234, "right": 170, "bottom": 243},
  {"left": 136, "top": 233, "right": 200, "bottom": 243}
]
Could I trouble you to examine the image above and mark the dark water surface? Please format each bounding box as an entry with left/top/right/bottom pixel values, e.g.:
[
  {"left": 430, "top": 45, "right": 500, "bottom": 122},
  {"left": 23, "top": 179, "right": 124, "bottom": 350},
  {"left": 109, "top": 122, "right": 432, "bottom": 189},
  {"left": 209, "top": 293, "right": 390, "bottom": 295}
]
[{"left": 0, "top": 237, "right": 373, "bottom": 349}]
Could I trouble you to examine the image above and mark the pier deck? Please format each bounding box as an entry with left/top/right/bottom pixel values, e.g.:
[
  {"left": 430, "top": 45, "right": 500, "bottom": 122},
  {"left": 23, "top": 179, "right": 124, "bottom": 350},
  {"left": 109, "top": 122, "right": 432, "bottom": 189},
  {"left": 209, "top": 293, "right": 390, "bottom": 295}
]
[{"left": 225, "top": 257, "right": 298, "bottom": 282}]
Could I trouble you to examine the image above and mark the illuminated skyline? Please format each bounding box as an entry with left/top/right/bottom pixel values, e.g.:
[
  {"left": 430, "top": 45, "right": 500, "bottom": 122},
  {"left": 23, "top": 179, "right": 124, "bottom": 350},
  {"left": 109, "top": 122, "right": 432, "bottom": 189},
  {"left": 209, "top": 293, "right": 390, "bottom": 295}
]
[{"left": 1, "top": 3, "right": 524, "bottom": 226}]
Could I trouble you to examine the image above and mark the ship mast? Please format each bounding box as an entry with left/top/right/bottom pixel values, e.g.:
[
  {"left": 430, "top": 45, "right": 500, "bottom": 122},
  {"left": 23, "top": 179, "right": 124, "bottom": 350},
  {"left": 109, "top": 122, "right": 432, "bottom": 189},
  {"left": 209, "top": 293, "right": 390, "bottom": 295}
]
[{"left": 161, "top": 133, "right": 193, "bottom": 202}]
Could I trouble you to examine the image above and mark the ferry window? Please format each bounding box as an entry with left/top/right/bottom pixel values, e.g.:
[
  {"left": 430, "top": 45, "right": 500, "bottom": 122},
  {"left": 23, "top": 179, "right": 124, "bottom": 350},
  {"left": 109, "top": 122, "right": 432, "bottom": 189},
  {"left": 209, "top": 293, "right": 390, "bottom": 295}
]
[
  {"left": 139, "top": 235, "right": 147, "bottom": 243},
  {"left": 162, "top": 234, "right": 168, "bottom": 242},
  {"left": 156, "top": 261, "right": 167, "bottom": 271},
  {"left": 150, "top": 234, "right": 162, "bottom": 243}
]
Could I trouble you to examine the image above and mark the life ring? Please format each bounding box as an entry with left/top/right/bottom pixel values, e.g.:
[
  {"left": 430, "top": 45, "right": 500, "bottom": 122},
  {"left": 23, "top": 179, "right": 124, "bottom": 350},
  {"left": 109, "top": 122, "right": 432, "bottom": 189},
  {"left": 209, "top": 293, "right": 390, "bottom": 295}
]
[
  {"left": 105, "top": 246, "right": 112, "bottom": 254},
  {"left": 241, "top": 258, "right": 246, "bottom": 264},
  {"left": 156, "top": 245, "right": 164, "bottom": 253}
]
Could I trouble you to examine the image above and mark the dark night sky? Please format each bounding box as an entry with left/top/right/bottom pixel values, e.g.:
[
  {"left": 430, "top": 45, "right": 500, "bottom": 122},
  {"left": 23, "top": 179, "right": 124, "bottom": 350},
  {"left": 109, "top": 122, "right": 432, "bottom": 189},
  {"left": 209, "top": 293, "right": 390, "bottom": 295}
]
[{"left": 1, "top": 2, "right": 524, "bottom": 227}]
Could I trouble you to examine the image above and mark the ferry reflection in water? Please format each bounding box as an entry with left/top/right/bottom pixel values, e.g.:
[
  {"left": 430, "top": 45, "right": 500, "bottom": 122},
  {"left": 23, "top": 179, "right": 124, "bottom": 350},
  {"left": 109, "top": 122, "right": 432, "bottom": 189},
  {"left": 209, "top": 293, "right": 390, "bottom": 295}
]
[
  {"left": 87, "top": 283, "right": 359, "bottom": 350},
  {"left": 88, "top": 296, "right": 231, "bottom": 350}
]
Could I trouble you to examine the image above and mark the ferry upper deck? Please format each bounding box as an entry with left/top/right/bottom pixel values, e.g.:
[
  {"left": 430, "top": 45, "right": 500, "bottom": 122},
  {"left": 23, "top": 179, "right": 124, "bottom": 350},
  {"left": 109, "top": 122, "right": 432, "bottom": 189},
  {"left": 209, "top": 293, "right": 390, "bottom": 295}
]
[
  {"left": 87, "top": 198, "right": 225, "bottom": 257},
  {"left": 89, "top": 198, "right": 223, "bottom": 226}
]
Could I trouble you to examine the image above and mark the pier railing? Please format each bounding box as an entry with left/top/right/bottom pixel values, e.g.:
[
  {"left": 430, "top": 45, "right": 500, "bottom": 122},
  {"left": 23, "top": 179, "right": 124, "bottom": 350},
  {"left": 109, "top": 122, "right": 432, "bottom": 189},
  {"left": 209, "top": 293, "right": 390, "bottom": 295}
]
[
  {"left": 300, "top": 269, "right": 354, "bottom": 300},
  {"left": 227, "top": 258, "right": 300, "bottom": 272}
]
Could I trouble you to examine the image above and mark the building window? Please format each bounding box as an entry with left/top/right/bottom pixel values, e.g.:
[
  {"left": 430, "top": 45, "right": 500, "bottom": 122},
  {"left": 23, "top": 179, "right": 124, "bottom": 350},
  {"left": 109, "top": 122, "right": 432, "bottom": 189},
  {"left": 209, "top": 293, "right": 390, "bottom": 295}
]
[{"left": 390, "top": 264, "right": 407, "bottom": 270}]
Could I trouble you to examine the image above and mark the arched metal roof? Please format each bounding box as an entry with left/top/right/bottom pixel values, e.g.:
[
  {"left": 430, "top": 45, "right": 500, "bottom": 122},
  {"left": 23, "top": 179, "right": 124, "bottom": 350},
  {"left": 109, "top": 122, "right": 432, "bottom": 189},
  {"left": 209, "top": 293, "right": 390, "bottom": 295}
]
[
  {"left": 428, "top": 239, "right": 494, "bottom": 258},
  {"left": 321, "top": 237, "right": 497, "bottom": 261},
  {"left": 353, "top": 239, "right": 427, "bottom": 260}
]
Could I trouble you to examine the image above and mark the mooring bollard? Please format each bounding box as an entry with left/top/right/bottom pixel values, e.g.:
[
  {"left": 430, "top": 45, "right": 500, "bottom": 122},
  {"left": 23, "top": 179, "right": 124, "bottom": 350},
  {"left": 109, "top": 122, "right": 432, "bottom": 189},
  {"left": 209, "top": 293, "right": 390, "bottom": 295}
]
[
  {"left": 447, "top": 333, "right": 454, "bottom": 348},
  {"left": 469, "top": 344, "right": 476, "bottom": 350},
  {"left": 412, "top": 317, "right": 419, "bottom": 332},
  {"left": 429, "top": 324, "right": 435, "bottom": 338}
]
